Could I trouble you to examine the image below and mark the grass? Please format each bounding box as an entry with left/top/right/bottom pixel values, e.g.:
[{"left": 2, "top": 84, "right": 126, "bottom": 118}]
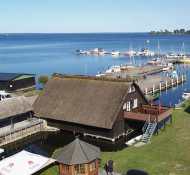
[
  {"left": 40, "top": 101, "right": 190, "bottom": 175},
  {"left": 39, "top": 165, "right": 59, "bottom": 175}
]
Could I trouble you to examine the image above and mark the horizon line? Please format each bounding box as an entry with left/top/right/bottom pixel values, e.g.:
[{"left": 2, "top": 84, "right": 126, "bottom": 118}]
[{"left": 0, "top": 32, "right": 149, "bottom": 34}]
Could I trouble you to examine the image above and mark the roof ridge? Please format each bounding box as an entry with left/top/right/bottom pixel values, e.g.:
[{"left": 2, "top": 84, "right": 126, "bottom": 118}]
[
  {"left": 52, "top": 73, "right": 132, "bottom": 83},
  {"left": 70, "top": 139, "right": 77, "bottom": 164},
  {"left": 78, "top": 139, "right": 90, "bottom": 162}
]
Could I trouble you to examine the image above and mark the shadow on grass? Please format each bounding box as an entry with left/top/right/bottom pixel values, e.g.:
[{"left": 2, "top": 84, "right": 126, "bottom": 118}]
[
  {"left": 126, "top": 169, "right": 149, "bottom": 175},
  {"left": 184, "top": 105, "right": 190, "bottom": 113}
]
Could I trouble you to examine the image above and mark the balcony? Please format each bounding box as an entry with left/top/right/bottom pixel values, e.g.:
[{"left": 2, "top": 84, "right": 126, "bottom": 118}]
[{"left": 124, "top": 105, "right": 173, "bottom": 122}]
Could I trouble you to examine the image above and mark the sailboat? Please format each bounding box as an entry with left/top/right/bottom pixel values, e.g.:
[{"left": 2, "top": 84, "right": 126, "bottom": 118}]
[
  {"left": 147, "top": 40, "right": 162, "bottom": 65},
  {"left": 179, "top": 42, "right": 190, "bottom": 63}
]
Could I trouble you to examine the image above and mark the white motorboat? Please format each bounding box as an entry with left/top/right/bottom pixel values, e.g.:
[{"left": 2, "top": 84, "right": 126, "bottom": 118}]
[
  {"left": 182, "top": 92, "right": 190, "bottom": 100},
  {"left": 162, "top": 63, "right": 174, "bottom": 71},
  {"left": 0, "top": 90, "right": 11, "bottom": 101},
  {"left": 138, "top": 48, "right": 155, "bottom": 57},
  {"left": 76, "top": 48, "right": 108, "bottom": 56},
  {"left": 111, "top": 51, "right": 120, "bottom": 56},
  {"left": 105, "top": 65, "right": 121, "bottom": 73},
  {"left": 125, "top": 50, "right": 137, "bottom": 57},
  {"left": 147, "top": 58, "right": 161, "bottom": 65}
]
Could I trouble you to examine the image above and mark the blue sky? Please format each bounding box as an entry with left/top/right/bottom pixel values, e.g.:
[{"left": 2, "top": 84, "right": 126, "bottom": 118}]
[{"left": 0, "top": 0, "right": 190, "bottom": 33}]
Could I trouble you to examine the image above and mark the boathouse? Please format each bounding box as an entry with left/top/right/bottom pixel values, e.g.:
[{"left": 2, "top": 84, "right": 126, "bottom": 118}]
[
  {"left": 55, "top": 138, "right": 100, "bottom": 175},
  {"left": 0, "top": 96, "right": 43, "bottom": 147},
  {"left": 0, "top": 96, "right": 33, "bottom": 127},
  {"left": 0, "top": 73, "right": 35, "bottom": 91},
  {"left": 34, "top": 74, "right": 150, "bottom": 142}
]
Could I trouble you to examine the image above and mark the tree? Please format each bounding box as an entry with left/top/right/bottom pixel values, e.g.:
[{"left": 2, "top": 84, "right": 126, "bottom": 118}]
[
  {"left": 38, "top": 75, "right": 49, "bottom": 87},
  {"left": 179, "top": 28, "right": 185, "bottom": 34}
]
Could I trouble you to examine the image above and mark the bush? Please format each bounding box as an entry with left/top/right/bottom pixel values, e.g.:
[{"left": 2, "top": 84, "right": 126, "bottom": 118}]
[{"left": 38, "top": 75, "right": 49, "bottom": 86}]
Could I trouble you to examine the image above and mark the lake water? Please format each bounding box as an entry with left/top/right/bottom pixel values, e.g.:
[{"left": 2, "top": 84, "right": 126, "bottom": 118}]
[{"left": 0, "top": 33, "right": 190, "bottom": 106}]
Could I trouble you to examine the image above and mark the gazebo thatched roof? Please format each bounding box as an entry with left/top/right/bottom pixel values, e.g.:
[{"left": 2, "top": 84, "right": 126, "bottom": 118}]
[{"left": 55, "top": 138, "right": 100, "bottom": 165}]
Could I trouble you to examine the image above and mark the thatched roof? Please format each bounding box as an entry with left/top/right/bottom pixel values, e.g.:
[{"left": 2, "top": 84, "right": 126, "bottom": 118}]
[
  {"left": 34, "top": 75, "right": 130, "bottom": 129},
  {"left": 0, "top": 96, "right": 33, "bottom": 120},
  {"left": 55, "top": 138, "right": 100, "bottom": 165}
]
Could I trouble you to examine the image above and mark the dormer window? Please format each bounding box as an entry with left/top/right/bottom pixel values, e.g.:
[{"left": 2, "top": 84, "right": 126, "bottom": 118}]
[{"left": 129, "top": 85, "right": 135, "bottom": 93}]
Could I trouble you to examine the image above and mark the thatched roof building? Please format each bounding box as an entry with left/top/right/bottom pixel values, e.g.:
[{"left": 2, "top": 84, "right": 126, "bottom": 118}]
[
  {"left": 34, "top": 75, "right": 130, "bottom": 129},
  {"left": 34, "top": 74, "right": 148, "bottom": 141},
  {"left": 0, "top": 96, "right": 33, "bottom": 120}
]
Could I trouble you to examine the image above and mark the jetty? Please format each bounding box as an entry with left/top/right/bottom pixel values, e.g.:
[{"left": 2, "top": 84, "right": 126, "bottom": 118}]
[
  {"left": 97, "top": 65, "right": 165, "bottom": 79},
  {"left": 97, "top": 65, "right": 186, "bottom": 95},
  {"left": 137, "top": 74, "right": 186, "bottom": 95}
]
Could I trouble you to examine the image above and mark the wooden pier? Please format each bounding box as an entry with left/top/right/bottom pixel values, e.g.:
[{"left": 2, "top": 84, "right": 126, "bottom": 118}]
[{"left": 138, "top": 74, "right": 186, "bottom": 95}]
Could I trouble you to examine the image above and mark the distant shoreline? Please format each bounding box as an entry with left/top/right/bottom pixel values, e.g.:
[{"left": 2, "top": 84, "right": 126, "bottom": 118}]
[{"left": 150, "top": 29, "right": 190, "bottom": 35}]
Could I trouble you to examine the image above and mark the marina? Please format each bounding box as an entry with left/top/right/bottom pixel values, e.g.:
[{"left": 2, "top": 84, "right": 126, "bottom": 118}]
[{"left": 0, "top": 33, "right": 190, "bottom": 175}]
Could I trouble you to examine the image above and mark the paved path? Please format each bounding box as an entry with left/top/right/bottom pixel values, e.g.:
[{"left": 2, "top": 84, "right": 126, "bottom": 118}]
[{"left": 99, "top": 170, "right": 121, "bottom": 175}]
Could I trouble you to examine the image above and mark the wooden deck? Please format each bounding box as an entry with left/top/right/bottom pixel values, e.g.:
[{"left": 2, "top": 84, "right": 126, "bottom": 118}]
[
  {"left": 124, "top": 105, "right": 173, "bottom": 122},
  {"left": 0, "top": 118, "right": 45, "bottom": 146}
]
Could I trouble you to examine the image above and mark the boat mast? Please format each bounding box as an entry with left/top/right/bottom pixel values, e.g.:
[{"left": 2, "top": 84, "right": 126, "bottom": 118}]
[{"left": 181, "top": 42, "right": 185, "bottom": 55}]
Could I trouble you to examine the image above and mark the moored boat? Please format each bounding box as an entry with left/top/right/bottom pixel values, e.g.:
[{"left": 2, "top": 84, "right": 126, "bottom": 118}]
[
  {"left": 137, "top": 48, "right": 155, "bottom": 57},
  {"left": 111, "top": 50, "right": 120, "bottom": 56},
  {"left": 147, "top": 58, "right": 161, "bottom": 65},
  {"left": 182, "top": 92, "right": 190, "bottom": 100},
  {"left": 0, "top": 90, "right": 11, "bottom": 101}
]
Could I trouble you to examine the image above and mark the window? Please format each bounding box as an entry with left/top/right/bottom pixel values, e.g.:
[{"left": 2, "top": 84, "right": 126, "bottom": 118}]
[
  {"left": 89, "top": 161, "right": 96, "bottom": 172},
  {"left": 64, "top": 165, "right": 70, "bottom": 172},
  {"left": 128, "top": 85, "right": 135, "bottom": 93},
  {"left": 133, "top": 99, "right": 138, "bottom": 108},
  {"left": 123, "top": 103, "right": 127, "bottom": 110},
  {"left": 74, "top": 164, "right": 85, "bottom": 175},
  {"left": 126, "top": 101, "right": 131, "bottom": 111}
]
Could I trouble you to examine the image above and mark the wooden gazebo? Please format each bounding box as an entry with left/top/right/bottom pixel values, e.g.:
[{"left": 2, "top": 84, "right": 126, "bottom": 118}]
[{"left": 55, "top": 138, "right": 101, "bottom": 175}]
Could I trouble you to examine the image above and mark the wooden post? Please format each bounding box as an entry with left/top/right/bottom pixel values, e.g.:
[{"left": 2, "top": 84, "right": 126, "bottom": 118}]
[
  {"left": 153, "top": 84, "right": 155, "bottom": 94},
  {"left": 156, "top": 115, "right": 159, "bottom": 135},
  {"left": 171, "top": 79, "right": 174, "bottom": 87},
  {"left": 170, "top": 115, "right": 173, "bottom": 124},
  {"left": 164, "top": 121, "right": 166, "bottom": 130},
  {"left": 159, "top": 82, "right": 162, "bottom": 92},
  {"left": 145, "top": 88, "right": 148, "bottom": 95},
  {"left": 165, "top": 80, "right": 168, "bottom": 90}
]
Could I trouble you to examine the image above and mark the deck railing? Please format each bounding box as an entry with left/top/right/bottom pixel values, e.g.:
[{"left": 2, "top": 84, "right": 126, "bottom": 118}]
[
  {"left": 0, "top": 118, "right": 45, "bottom": 146},
  {"left": 124, "top": 105, "right": 172, "bottom": 122}
]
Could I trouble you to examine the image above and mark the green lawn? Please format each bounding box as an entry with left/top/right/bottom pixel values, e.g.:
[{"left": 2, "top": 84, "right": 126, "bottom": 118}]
[
  {"left": 41, "top": 101, "right": 190, "bottom": 175},
  {"left": 39, "top": 165, "right": 59, "bottom": 175}
]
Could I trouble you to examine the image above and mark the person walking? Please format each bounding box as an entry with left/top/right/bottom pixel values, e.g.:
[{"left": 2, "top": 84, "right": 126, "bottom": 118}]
[
  {"left": 107, "top": 160, "right": 114, "bottom": 175},
  {"left": 104, "top": 161, "right": 108, "bottom": 175}
]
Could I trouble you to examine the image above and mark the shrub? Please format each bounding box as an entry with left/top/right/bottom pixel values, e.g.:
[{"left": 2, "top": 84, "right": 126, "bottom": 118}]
[{"left": 38, "top": 75, "right": 49, "bottom": 86}]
